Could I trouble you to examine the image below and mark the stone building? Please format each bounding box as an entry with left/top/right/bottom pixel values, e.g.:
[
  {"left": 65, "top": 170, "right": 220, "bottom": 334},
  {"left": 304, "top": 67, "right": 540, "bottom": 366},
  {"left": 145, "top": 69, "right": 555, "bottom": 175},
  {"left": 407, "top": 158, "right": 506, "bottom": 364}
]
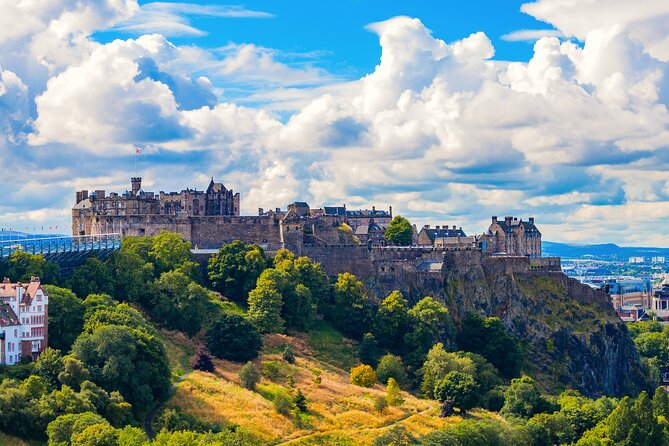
[
  {"left": 417, "top": 225, "right": 467, "bottom": 246},
  {"left": 323, "top": 205, "right": 392, "bottom": 245},
  {"left": 73, "top": 177, "right": 240, "bottom": 236},
  {"left": 486, "top": 216, "right": 542, "bottom": 257},
  {"left": 0, "top": 277, "right": 48, "bottom": 365}
]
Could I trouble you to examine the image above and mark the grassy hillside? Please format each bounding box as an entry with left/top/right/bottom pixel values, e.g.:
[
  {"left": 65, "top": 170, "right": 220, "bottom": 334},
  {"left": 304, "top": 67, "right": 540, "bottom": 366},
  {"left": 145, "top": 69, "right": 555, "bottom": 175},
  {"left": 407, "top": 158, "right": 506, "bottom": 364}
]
[
  {"left": 161, "top": 323, "right": 499, "bottom": 445},
  {"left": 0, "top": 432, "right": 31, "bottom": 446}
]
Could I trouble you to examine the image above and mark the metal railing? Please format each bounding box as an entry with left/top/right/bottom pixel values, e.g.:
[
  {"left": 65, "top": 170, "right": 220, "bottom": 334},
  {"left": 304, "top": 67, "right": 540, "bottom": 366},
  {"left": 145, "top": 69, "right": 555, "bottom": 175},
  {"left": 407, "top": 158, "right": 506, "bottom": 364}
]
[{"left": 0, "top": 233, "right": 122, "bottom": 258}]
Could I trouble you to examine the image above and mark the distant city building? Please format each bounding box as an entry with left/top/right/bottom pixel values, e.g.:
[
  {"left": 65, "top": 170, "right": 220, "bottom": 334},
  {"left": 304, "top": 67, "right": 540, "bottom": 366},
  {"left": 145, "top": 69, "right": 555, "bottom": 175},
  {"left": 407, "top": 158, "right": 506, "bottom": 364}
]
[
  {"left": 652, "top": 256, "right": 666, "bottom": 264},
  {"left": 486, "top": 216, "right": 542, "bottom": 258},
  {"left": 628, "top": 256, "right": 645, "bottom": 264},
  {"left": 323, "top": 205, "right": 393, "bottom": 245},
  {"left": 600, "top": 278, "right": 652, "bottom": 315},
  {"left": 0, "top": 277, "right": 48, "bottom": 365}
]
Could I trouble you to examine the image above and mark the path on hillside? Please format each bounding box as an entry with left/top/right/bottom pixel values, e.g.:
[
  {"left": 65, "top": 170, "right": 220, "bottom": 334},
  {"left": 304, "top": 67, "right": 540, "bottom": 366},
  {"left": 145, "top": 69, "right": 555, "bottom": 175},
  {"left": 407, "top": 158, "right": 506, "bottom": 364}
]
[
  {"left": 145, "top": 358, "right": 191, "bottom": 439},
  {"left": 275, "top": 405, "right": 434, "bottom": 446}
]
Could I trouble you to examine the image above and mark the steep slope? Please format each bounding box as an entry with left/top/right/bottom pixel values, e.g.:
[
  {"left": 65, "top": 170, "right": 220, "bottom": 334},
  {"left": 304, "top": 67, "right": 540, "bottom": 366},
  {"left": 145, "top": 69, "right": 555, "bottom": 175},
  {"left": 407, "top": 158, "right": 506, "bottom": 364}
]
[{"left": 441, "top": 252, "right": 648, "bottom": 397}]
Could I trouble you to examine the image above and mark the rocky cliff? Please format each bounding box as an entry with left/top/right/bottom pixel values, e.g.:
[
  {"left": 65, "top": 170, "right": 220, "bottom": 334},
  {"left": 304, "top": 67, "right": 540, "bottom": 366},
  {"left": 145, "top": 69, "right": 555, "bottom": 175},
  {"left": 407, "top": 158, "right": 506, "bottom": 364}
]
[{"left": 440, "top": 251, "right": 649, "bottom": 398}]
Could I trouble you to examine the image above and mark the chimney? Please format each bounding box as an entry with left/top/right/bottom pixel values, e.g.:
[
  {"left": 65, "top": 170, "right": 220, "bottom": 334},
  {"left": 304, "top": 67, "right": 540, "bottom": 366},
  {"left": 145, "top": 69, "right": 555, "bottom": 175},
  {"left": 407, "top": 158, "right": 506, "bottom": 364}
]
[
  {"left": 453, "top": 225, "right": 457, "bottom": 230},
  {"left": 492, "top": 216, "right": 497, "bottom": 223},
  {"left": 2, "top": 277, "right": 9, "bottom": 283},
  {"left": 30, "top": 276, "right": 39, "bottom": 283},
  {"left": 258, "top": 208, "right": 264, "bottom": 216},
  {"left": 131, "top": 177, "right": 142, "bottom": 195},
  {"left": 372, "top": 206, "right": 376, "bottom": 212},
  {"left": 529, "top": 217, "right": 535, "bottom": 224},
  {"left": 436, "top": 225, "right": 440, "bottom": 230},
  {"left": 389, "top": 205, "right": 392, "bottom": 217},
  {"left": 505, "top": 216, "right": 513, "bottom": 224},
  {"left": 424, "top": 225, "right": 430, "bottom": 229},
  {"left": 76, "top": 191, "right": 83, "bottom": 204}
]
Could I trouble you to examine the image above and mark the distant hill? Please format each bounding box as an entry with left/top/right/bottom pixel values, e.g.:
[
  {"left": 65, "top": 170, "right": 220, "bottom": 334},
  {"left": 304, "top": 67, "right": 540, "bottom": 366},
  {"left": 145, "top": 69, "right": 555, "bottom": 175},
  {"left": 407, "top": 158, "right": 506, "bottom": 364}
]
[{"left": 543, "top": 241, "right": 669, "bottom": 260}]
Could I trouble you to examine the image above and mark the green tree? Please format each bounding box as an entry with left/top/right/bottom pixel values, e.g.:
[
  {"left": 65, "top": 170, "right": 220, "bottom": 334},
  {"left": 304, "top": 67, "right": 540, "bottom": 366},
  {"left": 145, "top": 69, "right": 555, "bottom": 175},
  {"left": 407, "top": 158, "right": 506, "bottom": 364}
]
[
  {"left": 294, "top": 389, "right": 308, "bottom": 412},
  {"left": 501, "top": 375, "right": 547, "bottom": 419},
  {"left": 403, "top": 296, "right": 450, "bottom": 366},
  {"left": 459, "top": 313, "right": 523, "bottom": 378},
  {"left": 332, "top": 273, "right": 373, "bottom": 339},
  {"left": 46, "top": 412, "right": 108, "bottom": 446},
  {"left": 206, "top": 313, "right": 262, "bottom": 362},
  {"left": 434, "top": 371, "right": 479, "bottom": 413},
  {"left": 634, "top": 331, "right": 669, "bottom": 362},
  {"left": 44, "top": 285, "right": 85, "bottom": 352},
  {"left": 153, "top": 270, "right": 211, "bottom": 335},
  {"left": 292, "top": 256, "right": 331, "bottom": 313},
  {"left": 359, "top": 333, "right": 382, "bottom": 368},
  {"left": 149, "top": 231, "right": 196, "bottom": 277},
  {"left": 385, "top": 378, "right": 404, "bottom": 406},
  {"left": 350, "top": 364, "right": 377, "bottom": 387},
  {"left": 208, "top": 241, "right": 266, "bottom": 301},
  {"left": 72, "top": 320, "right": 170, "bottom": 417},
  {"left": 58, "top": 356, "right": 91, "bottom": 390},
  {"left": 71, "top": 422, "right": 118, "bottom": 446},
  {"left": 653, "top": 386, "right": 669, "bottom": 419},
  {"left": 420, "top": 343, "right": 475, "bottom": 398},
  {"left": 239, "top": 362, "right": 260, "bottom": 390},
  {"left": 7, "top": 251, "right": 60, "bottom": 284},
  {"left": 111, "top": 250, "right": 156, "bottom": 305},
  {"left": 81, "top": 293, "right": 116, "bottom": 319},
  {"left": 384, "top": 216, "right": 413, "bottom": 246},
  {"left": 376, "top": 354, "right": 409, "bottom": 388},
  {"left": 34, "top": 347, "right": 64, "bottom": 388},
  {"left": 374, "top": 291, "right": 410, "bottom": 349},
  {"left": 247, "top": 270, "right": 285, "bottom": 333},
  {"left": 68, "top": 257, "right": 115, "bottom": 299},
  {"left": 273, "top": 391, "right": 293, "bottom": 415}
]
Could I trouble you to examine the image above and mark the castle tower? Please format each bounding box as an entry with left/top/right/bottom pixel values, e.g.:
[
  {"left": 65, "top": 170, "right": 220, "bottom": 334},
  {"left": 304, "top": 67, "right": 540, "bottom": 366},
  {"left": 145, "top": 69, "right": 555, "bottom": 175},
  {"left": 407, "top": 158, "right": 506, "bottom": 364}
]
[{"left": 131, "top": 177, "right": 142, "bottom": 196}]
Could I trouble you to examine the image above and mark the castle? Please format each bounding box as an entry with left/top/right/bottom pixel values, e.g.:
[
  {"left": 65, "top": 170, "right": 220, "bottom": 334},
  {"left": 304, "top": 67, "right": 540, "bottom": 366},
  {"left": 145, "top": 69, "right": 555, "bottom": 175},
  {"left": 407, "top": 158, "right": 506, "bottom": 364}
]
[
  {"left": 0, "top": 277, "right": 48, "bottom": 365},
  {"left": 72, "top": 178, "right": 542, "bottom": 258}
]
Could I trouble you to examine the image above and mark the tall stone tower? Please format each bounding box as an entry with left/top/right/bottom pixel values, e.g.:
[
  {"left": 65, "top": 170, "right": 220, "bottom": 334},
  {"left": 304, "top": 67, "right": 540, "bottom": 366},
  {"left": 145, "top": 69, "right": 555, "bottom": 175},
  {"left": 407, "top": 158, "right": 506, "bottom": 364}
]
[{"left": 131, "top": 177, "right": 142, "bottom": 196}]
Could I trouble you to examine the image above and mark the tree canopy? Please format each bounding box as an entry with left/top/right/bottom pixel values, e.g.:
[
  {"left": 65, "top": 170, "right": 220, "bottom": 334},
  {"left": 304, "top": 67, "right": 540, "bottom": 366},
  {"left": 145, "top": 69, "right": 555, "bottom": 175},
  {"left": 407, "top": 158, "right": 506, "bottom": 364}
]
[{"left": 384, "top": 216, "right": 413, "bottom": 246}]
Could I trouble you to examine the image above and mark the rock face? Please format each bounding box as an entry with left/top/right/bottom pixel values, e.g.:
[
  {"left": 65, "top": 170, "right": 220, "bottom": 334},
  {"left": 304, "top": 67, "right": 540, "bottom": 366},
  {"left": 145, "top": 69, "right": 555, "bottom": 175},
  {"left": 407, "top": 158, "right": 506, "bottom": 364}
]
[{"left": 440, "top": 251, "right": 649, "bottom": 398}]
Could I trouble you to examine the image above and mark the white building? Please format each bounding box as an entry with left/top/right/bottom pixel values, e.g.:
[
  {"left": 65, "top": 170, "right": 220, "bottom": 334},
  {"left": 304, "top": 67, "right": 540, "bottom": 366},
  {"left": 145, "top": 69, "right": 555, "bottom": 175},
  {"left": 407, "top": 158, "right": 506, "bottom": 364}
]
[
  {"left": 628, "top": 256, "right": 645, "bottom": 264},
  {"left": 0, "top": 277, "right": 48, "bottom": 365},
  {"left": 652, "top": 256, "right": 666, "bottom": 264}
]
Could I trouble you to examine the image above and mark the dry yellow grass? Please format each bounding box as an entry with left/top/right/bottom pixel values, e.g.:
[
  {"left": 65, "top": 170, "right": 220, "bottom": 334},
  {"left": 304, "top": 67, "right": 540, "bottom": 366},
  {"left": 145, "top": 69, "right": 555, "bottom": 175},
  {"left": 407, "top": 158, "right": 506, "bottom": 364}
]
[{"left": 166, "top": 332, "right": 461, "bottom": 445}]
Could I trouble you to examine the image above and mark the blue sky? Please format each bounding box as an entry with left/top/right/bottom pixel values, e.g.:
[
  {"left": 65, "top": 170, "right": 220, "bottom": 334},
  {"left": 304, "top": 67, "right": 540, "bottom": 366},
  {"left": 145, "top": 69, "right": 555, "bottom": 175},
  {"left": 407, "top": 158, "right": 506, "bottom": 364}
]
[
  {"left": 1, "top": 0, "right": 669, "bottom": 246},
  {"left": 97, "top": 0, "right": 556, "bottom": 75}
]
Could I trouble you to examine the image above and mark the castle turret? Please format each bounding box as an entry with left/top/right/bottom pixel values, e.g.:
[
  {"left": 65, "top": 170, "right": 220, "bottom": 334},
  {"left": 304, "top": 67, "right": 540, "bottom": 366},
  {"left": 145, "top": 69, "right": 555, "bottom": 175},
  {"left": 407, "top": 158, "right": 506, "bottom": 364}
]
[{"left": 131, "top": 177, "right": 142, "bottom": 196}]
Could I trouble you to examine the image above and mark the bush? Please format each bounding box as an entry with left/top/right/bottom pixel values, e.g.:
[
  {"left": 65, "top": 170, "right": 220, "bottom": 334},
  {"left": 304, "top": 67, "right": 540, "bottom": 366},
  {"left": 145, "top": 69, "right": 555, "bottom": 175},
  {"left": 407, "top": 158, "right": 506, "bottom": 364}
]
[
  {"left": 283, "top": 345, "right": 296, "bottom": 364},
  {"left": 190, "top": 347, "right": 215, "bottom": 373},
  {"left": 372, "top": 425, "right": 417, "bottom": 446},
  {"left": 239, "top": 362, "right": 260, "bottom": 390},
  {"left": 350, "top": 364, "right": 377, "bottom": 388},
  {"left": 273, "top": 392, "right": 293, "bottom": 415},
  {"left": 206, "top": 313, "right": 262, "bottom": 362},
  {"left": 374, "top": 395, "right": 388, "bottom": 413},
  {"left": 376, "top": 354, "right": 409, "bottom": 387},
  {"left": 261, "top": 361, "right": 280, "bottom": 379},
  {"left": 359, "top": 333, "right": 382, "bottom": 368}
]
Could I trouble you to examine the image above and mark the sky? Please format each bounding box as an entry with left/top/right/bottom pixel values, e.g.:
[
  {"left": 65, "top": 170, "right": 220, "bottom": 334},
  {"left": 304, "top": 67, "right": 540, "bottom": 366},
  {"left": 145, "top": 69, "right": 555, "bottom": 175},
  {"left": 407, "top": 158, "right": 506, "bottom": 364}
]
[{"left": 1, "top": 0, "right": 669, "bottom": 246}]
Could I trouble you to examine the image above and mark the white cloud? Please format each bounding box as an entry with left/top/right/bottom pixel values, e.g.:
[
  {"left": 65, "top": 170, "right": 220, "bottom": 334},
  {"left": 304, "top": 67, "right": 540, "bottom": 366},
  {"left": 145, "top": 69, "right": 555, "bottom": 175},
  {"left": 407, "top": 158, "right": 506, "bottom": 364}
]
[
  {"left": 114, "top": 2, "right": 272, "bottom": 37},
  {"left": 501, "top": 29, "right": 564, "bottom": 42}
]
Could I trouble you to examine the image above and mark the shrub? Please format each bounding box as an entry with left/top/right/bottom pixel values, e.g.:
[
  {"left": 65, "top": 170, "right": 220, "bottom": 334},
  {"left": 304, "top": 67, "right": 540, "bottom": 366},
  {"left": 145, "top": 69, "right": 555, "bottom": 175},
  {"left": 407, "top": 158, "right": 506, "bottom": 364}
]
[
  {"left": 206, "top": 313, "right": 262, "bottom": 362},
  {"left": 359, "top": 333, "right": 381, "bottom": 368},
  {"left": 261, "top": 361, "right": 281, "bottom": 379},
  {"left": 283, "top": 345, "right": 296, "bottom": 363},
  {"left": 372, "top": 425, "right": 416, "bottom": 446},
  {"left": 350, "top": 364, "right": 377, "bottom": 388},
  {"left": 273, "top": 392, "right": 293, "bottom": 415},
  {"left": 190, "top": 347, "right": 215, "bottom": 373},
  {"left": 239, "top": 362, "right": 260, "bottom": 390},
  {"left": 374, "top": 395, "right": 388, "bottom": 413}
]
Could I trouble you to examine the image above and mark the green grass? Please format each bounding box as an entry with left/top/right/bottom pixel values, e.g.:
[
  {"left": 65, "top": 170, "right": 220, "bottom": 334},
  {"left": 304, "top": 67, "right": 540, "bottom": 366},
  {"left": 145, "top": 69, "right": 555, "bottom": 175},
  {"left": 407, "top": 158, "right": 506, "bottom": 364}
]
[
  {"left": 305, "top": 321, "right": 358, "bottom": 371},
  {"left": 0, "top": 432, "right": 32, "bottom": 446},
  {"left": 161, "top": 330, "right": 197, "bottom": 382}
]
